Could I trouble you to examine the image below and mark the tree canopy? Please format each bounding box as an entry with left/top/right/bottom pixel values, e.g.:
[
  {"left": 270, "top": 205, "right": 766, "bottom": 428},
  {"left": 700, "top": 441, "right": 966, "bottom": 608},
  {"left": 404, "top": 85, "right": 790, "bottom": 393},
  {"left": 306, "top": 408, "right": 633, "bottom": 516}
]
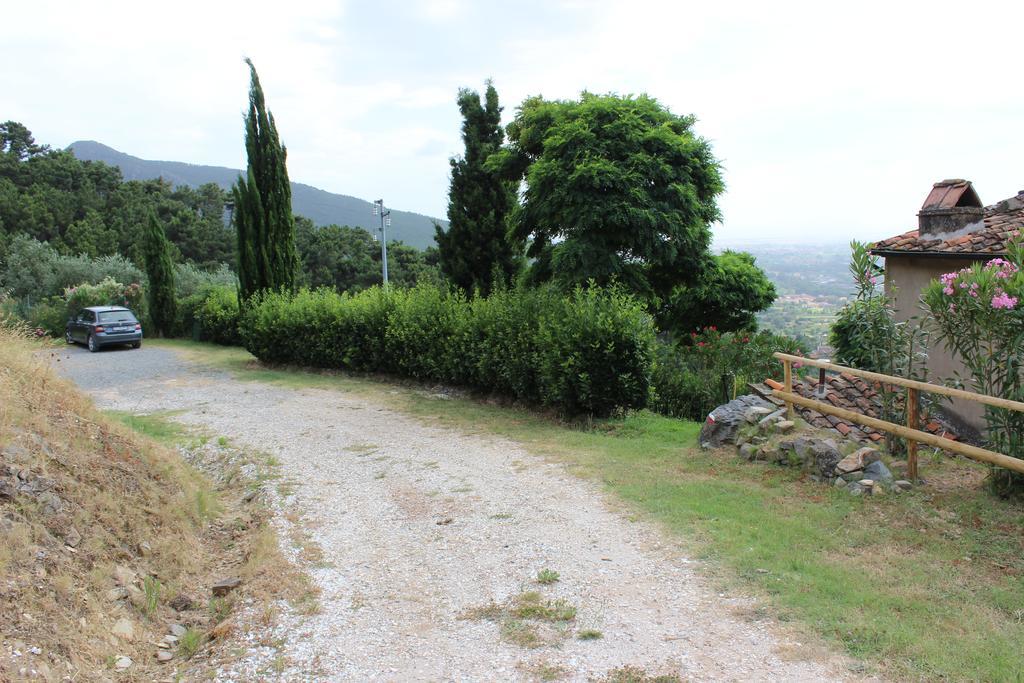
[
  {"left": 490, "top": 93, "right": 724, "bottom": 305},
  {"left": 434, "top": 81, "right": 522, "bottom": 295},
  {"left": 296, "top": 215, "right": 441, "bottom": 293},
  {"left": 232, "top": 59, "right": 298, "bottom": 301},
  {"left": 660, "top": 250, "right": 776, "bottom": 333},
  {"left": 0, "top": 121, "right": 234, "bottom": 269},
  {"left": 141, "top": 210, "right": 177, "bottom": 336}
]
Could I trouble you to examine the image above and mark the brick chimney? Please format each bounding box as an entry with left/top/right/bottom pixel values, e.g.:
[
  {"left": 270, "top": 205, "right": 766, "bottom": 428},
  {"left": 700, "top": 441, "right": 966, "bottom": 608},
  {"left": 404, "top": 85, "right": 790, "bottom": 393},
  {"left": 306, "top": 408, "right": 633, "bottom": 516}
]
[{"left": 918, "top": 179, "right": 984, "bottom": 236}]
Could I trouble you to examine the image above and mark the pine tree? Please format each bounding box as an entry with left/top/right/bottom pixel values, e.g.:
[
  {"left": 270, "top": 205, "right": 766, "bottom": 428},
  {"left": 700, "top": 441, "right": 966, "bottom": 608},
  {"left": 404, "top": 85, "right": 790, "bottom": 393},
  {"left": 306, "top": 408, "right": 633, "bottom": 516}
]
[
  {"left": 232, "top": 58, "right": 298, "bottom": 302},
  {"left": 141, "top": 210, "right": 177, "bottom": 336},
  {"left": 434, "top": 81, "right": 522, "bottom": 296}
]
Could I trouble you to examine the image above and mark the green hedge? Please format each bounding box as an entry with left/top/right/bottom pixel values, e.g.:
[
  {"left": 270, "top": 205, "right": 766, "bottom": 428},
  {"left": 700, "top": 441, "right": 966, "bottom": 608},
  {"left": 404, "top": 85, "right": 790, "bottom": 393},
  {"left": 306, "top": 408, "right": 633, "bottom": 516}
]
[
  {"left": 239, "top": 283, "right": 655, "bottom": 416},
  {"left": 173, "top": 286, "right": 241, "bottom": 345}
]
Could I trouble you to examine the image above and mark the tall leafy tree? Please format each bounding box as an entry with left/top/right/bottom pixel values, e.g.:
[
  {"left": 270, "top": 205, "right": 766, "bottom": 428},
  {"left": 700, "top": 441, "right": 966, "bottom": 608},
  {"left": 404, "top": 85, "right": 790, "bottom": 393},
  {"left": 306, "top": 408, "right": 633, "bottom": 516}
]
[
  {"left": 232, "top": 59, "right": 298, "bottom": 302},
  {"left": 435, "top": 81, "right": 522, "bottom": 296},
  {"left": 490, "top": 93, "right": 724, "bottom": 308},
  {"left": 141, "top": 210, "right": 177, "bottom": 336},
  {"left": 660, "top": 250, "right": 776, "bottom": 333}
]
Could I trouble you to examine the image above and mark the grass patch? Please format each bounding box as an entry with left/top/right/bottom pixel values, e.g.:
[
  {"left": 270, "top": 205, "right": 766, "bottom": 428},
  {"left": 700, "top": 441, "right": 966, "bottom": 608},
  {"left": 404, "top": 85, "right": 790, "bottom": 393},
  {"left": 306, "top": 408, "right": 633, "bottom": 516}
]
[
  {"left": 500, "top": 618, "right": 544, "bottom": 649},
  {"left": 577, "top": 629, "right": 603, "bottom": 640},
  {"left": 461, "top": 591, "right": 577, "bottom": 650},
  {"left": 511, "top": 591, "right": 576, "bottom": 622},
  {"left": 142, "top": 575, "right": 162, "bottom": 617},
  {"left": 105, "top": 409, "right": 188, "bottom": 444},
  {"left": 601, "top": 666, "right": 680, "bottom": 683},
  {"left": 521, "top": 661, "right": 569, "bottom": 681},
  {"left": 177, "top": 627, "right": 205, "bottom": 659},
  {"left": 535, "top": 569, "right": 560, "bottom": 585},
  {"left": 154, "top": 339, "right": 1024, "bottom": 681}
]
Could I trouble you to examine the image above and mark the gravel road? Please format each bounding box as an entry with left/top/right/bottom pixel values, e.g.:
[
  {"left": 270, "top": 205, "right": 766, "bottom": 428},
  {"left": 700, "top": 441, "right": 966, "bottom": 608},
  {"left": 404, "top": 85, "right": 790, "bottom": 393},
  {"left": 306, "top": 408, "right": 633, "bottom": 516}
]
[{"left": 54, "top": 344, "right": 852, "bottom": 682}]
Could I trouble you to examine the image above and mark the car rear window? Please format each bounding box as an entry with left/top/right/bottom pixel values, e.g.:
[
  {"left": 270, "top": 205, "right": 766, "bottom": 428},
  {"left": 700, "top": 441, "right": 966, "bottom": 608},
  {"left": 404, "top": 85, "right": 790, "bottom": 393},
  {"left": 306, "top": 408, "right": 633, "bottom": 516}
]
[{"left": 98, "top": 310, "right": 137, "bottom": 323}]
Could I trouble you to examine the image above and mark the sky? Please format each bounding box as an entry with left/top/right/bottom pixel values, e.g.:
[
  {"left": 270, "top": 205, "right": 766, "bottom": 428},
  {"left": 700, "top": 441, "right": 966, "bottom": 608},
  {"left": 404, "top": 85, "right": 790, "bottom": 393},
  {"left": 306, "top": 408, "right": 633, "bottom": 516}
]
[{"left": 3, "top": 0, "right": 1023, "bottom": 244}]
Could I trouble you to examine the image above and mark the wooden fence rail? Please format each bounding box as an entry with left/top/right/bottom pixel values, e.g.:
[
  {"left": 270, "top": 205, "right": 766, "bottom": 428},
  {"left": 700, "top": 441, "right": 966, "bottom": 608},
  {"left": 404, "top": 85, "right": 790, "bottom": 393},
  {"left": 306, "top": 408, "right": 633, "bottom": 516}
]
[{"left": 772, "top": 352, "right": 1024, "bottom": 480}]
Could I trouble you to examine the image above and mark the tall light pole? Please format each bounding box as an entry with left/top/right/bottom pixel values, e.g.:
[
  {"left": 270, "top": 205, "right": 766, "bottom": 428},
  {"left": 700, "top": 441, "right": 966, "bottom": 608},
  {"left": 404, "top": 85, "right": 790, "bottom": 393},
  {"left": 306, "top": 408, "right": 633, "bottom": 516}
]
[{"left": 373, "top": 198, "right": 390, "bottom": 286}]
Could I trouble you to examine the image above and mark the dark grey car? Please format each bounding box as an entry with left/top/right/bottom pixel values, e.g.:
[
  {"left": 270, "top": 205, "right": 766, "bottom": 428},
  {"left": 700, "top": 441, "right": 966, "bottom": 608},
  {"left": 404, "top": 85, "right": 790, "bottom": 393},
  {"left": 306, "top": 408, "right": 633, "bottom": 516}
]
[{"left": 65, "top": 306, "right": 143, "bottom": 352}]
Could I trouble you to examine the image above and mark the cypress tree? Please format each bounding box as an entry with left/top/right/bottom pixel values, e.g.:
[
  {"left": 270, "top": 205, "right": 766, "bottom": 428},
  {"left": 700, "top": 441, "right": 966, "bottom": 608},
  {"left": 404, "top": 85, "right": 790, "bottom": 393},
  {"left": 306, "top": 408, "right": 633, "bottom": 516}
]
[
  {"left": 232, "top": 58, "right": 298, "bottom": 302},
  {"left": 434, "top": 81, "right": 522, "bottom": 296},
  {"left": 141, "top": 210, "right": 177, "bottom": 336}
]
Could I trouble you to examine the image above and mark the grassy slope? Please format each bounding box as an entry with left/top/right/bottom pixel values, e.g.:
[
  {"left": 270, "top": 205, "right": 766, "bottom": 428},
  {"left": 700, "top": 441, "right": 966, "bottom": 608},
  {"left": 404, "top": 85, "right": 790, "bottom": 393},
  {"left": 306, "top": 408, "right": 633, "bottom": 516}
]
[
  {"left": 0, "top": 331, "right": 309, "bottom": 680},
  {"left": 0, "top": 331, "right": 221, "bottom": 679},
  {"left": 153, "top": 339, "right": 1024, "bottom": 681}
]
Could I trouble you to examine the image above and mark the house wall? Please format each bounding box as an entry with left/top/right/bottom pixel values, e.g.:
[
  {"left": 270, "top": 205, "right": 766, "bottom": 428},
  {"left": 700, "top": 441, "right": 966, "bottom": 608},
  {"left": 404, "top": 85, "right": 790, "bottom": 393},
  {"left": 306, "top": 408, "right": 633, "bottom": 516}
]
[{"left": 884, "top": 255, "right": 985, "bottom": 431}]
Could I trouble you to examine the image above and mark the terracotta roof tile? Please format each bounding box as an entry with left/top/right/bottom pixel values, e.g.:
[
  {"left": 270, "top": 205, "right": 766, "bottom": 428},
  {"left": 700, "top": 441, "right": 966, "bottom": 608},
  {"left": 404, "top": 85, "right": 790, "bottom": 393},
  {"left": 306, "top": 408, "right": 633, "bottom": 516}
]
[
  {"left": 872, "top": 194, "right": 1024, "bottom": 256},
  {"left": 770, "top": 372, "right": 960, "bottom": 445}
]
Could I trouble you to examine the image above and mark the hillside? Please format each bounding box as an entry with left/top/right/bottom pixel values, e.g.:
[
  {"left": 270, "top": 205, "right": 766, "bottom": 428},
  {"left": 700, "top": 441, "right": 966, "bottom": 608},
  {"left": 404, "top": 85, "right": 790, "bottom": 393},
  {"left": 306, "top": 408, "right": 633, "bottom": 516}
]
[
  {"left": 68, "top": 141, "right": 444, "bottom": 249},
  {"left": 0, "top": 328, "right": 303, "bottom": 680}
]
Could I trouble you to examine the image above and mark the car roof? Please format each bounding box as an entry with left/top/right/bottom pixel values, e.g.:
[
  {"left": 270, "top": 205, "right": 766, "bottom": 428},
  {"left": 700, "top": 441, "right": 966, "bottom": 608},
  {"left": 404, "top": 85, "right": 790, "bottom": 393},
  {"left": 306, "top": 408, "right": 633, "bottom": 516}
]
[{"left": 84, "top": 306, "right": 131, "bottom": 312}]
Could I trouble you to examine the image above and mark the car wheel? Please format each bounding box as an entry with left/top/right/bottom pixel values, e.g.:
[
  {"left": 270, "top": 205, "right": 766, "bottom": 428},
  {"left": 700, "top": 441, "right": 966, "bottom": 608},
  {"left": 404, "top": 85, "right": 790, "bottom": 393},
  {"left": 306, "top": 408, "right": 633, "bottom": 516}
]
[
  {"left": 65, "top": 330, "right": 74, "bottom": 345},
  {"left": 131, "top": 341, "right": 141, "bottom": 349},
  {"left": 87, "top": 335, "right": 98, "bottom": 353}
]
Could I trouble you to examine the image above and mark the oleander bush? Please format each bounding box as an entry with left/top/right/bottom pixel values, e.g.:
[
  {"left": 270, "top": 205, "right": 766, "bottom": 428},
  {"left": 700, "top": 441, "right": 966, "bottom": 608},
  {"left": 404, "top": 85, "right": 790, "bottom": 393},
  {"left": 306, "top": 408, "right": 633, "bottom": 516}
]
[
  {"left": 64, "top": 278, "right": 146, "bottom": 325},
  {"left": 922, "top": 234, "right": 1024, "bottom": 497},
  {"left": 239, "top": 283, "right": 654, "bottom": 416}
]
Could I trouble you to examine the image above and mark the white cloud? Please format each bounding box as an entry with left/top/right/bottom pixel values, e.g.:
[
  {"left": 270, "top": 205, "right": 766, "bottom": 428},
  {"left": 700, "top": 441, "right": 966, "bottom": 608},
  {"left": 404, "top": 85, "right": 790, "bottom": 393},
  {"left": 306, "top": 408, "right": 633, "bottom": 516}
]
[{"left": 3, "top": 0, "right": 1023, "bottom": 239}]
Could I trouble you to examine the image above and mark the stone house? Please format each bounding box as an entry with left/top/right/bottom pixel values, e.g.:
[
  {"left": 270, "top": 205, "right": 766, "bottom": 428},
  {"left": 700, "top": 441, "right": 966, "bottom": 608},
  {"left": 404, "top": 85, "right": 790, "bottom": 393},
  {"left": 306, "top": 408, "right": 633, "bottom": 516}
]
[{"left": 871, "top": 179, "right": 1024, "bottom": 431}]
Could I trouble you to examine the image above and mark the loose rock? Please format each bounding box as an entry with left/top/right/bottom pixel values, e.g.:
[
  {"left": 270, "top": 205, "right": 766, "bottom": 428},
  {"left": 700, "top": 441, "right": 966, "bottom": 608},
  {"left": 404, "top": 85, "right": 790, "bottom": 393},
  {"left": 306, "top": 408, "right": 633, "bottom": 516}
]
[
  {"left": 36, "top": 491, "right": 63, "bottom": 514},
  {"left": 111, "top": 618, "right": 134, "bottom": 640},
  {"left": 113, "top": 565, "right": 137, "bottom": 586},
  {"left": 114, "top": 656, "right": 132, "bottom": 670},
  {"left": 169, "top": 623, "right": 187, "bottom": 638},
  {"left": 738, "top": 443, "right": 757, "bottom": 461},
  {"left": 774, "top": 420, "right": 796, "bottom": 433},
  {"left": 169, "top": 594, "right": 195, "bottom": 612},
  {"left": 64, "top": 526, "right": 82, "bottom": 548},
  {"left": 700, "top": 395, "right": 776, "bottom": 448},
  {"left": 211, "top": 577, "right": 242, "bottom": 596},
  {"left": 156, "top": 650, "right": 173, "bottom": 662},
  {"left": 863, "top": 460, "right": 893, "bottom": 484},
  {"left": 106, "top": 587, "right": 129, "bottom": 602}
]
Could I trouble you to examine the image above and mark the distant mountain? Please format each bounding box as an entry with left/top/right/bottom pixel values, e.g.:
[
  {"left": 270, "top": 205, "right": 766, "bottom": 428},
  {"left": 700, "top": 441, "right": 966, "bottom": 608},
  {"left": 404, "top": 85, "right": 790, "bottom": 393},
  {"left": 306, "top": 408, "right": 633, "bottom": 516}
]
[{"left": 67, "top": 141, "right": 444, "bottom": 249}]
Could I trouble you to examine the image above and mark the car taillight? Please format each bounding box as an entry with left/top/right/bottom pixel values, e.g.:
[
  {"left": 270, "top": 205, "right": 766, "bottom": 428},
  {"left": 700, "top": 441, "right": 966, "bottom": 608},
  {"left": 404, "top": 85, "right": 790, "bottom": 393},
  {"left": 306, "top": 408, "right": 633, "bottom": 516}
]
[
  {"left": 134, "top": 323, "right": 141, "bottom": 330},
  {"left": 94, "top": 326, "right": 104, "bottom": 333}
]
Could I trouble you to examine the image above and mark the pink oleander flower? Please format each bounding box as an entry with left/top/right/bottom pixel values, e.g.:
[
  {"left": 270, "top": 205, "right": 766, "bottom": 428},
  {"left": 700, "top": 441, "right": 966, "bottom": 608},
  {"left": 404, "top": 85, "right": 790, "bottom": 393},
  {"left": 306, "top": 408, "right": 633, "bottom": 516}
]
[
  {"left": 991, "top": 291, "right": 1019, "bottom": 309},
  {"left": 943, "top": 285, "right": 954, "bottom": 295}
]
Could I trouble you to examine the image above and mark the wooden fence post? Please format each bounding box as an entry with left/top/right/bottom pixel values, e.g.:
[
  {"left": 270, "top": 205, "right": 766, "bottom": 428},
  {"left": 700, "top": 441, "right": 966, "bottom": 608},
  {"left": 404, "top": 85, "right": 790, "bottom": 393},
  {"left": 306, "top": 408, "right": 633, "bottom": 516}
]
[
  {"left": 783, "top": 359, "right": 794, "bottom": 420},
  {"left": 907, "top": 387, "right": 919, "bottom": 481}
]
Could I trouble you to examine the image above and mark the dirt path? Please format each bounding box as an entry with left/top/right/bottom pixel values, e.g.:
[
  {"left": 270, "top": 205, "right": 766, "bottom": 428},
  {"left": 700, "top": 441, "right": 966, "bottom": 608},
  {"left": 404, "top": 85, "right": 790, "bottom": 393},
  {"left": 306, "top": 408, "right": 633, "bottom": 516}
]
[{"left": 55, "top": 345, "right": 850, "bottom": 682}]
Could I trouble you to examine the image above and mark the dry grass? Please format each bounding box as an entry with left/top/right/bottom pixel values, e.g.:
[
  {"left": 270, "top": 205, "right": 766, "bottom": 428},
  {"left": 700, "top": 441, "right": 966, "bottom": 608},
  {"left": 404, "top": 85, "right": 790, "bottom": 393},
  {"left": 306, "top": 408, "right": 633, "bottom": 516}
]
[
  {"left": 0, "top": 326, "right": 308, "bottom": 680},
  {"left": 460, "top": 590, "right": 577, "bottom": 650}
]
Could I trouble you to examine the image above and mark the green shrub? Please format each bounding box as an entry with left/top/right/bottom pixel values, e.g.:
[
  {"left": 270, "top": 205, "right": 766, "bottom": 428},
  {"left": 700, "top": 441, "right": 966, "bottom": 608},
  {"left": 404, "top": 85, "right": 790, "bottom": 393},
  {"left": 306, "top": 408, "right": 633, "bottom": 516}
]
[
  {"left": 649, "top": 341, "right": 718, "bottom": 420},
  {"left": 240, "top": 287, "right": 394, "bottom": 368},
  {"left": 535, "top": 286, "right": 654, "bottom": 416},
  {"left": 650, "top": 328, "right": 806, "bottom": 421},
  {"left": 239, "top": 283, "right": 655, "bottom": 416},
  {"left": 384, "top": 285, "right": 470, "bottom": 382},
  {"left": 466, "top": 286, "right": 554, "bottom": 402},
  {"left": 174, "top": 263, "right": 236, "bottom": 299},
  {"left": 26, "top": 296, "right": 69, "bottom": 337},
  {"left": 196, "top": 287, "right": 241, "bottom": 345}
]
